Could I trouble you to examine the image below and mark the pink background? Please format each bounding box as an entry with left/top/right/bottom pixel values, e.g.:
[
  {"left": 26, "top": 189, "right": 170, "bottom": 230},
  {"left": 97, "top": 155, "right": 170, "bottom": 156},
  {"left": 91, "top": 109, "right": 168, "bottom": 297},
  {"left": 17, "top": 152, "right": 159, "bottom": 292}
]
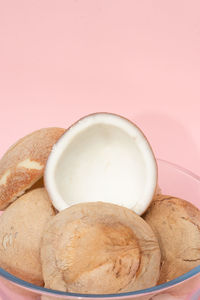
[
  {"left": 0, "top": 2, "right": 200, "bottom": 299},
  {"left": 0, "top": 0, "right": 200, "bottom": 177}
]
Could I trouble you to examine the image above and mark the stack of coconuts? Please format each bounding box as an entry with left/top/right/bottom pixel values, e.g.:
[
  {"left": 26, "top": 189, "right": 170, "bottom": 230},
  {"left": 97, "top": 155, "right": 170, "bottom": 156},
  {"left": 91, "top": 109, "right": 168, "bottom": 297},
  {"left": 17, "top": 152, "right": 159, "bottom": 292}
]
[{"left": 0, "top": 113, "right": 199, "bottom": 294}]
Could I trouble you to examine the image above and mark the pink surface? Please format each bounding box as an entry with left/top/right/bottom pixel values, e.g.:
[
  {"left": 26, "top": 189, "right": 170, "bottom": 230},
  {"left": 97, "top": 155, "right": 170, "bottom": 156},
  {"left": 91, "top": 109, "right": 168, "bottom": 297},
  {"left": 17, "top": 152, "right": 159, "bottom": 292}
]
[{"left": 0, "top": 0, "right": 200, "bottom": 178}]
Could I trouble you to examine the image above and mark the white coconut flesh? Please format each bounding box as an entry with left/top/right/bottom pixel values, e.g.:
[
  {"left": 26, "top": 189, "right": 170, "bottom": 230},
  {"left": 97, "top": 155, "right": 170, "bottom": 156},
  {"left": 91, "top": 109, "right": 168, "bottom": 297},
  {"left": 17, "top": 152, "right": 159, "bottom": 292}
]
[{"left": 45, "top": 113, "right": 157, "bottom": 215}]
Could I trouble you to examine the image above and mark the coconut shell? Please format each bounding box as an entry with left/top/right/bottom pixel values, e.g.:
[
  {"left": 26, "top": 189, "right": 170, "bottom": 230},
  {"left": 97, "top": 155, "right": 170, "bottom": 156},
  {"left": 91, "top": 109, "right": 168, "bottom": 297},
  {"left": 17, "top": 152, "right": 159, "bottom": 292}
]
[
  {"left": 0, "top": 188, "right": 56, "bottom": 286},
  {"left": 0, "top": 127, "right": 65, "bottom": 209},
  {"left": 143, "top": 194, "right": 200, "bottom": 284},
  {"left": 41, "top": 202, "right": 161, "bottom": 294}
]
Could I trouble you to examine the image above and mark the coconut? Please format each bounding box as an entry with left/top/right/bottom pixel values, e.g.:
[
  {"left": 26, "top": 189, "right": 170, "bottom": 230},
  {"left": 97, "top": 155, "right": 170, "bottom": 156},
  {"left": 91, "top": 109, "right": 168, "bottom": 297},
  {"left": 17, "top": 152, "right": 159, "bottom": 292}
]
[
  {"left": 0, "top": 188, "right": 56, "bottom": 285},
  {"left": 41, "top": 202, "right": 161, "bottom": 294},
  {"left": 45, "top": 113, "right": 157, "bottom": 215},
  {"left": 143, "top": 194, "right": 200, "bottom": 284},
  {"left": 0, "top": 127, "right": 65, "bottom": 209}
]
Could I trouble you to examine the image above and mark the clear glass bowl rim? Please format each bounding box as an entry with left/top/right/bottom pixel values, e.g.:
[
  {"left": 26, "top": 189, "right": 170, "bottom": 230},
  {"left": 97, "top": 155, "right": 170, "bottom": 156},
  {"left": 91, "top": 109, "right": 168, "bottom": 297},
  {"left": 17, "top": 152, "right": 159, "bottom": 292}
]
[{"left": 0, "top": 159, "right": 200, "bottom": 298}]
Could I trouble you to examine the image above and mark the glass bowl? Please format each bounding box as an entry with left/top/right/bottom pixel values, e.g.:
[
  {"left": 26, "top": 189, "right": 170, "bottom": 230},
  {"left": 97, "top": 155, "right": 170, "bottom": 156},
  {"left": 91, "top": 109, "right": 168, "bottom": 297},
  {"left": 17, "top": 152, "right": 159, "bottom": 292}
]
[{"left": 0, "top": 159, "right": 200, "bottom": 300}]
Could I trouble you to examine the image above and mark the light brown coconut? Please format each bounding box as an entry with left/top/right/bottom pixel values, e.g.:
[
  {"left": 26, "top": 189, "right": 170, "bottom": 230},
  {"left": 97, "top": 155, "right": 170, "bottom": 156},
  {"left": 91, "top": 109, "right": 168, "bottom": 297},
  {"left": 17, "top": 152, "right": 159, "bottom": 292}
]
[
  {"left": 41, "top": 202, "right": 161, "bottom": 294},
  {"left": 0, "top": 127, "right": 65, "bottom": 209},
  {"left": 143, "top": 194, "right": 200, "bottom": 284},
  {"left": 0, "top": 188, "right": 56, "bottom": 286}
]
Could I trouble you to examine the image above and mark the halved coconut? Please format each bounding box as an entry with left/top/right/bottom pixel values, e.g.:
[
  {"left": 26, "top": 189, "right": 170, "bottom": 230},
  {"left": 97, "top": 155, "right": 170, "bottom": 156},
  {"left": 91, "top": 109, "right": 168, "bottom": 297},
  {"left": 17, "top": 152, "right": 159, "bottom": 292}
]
[{"left": 45, "top": 113, "right": 157, "bottom": 215}]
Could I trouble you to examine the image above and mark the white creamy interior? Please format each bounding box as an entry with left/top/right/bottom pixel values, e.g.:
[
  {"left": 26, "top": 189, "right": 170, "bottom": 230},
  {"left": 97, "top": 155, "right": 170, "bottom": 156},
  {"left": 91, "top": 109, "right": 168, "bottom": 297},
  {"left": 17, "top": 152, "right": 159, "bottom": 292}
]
[{"left": 54, "top": 123, "right": 149, "bottom": 210}]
